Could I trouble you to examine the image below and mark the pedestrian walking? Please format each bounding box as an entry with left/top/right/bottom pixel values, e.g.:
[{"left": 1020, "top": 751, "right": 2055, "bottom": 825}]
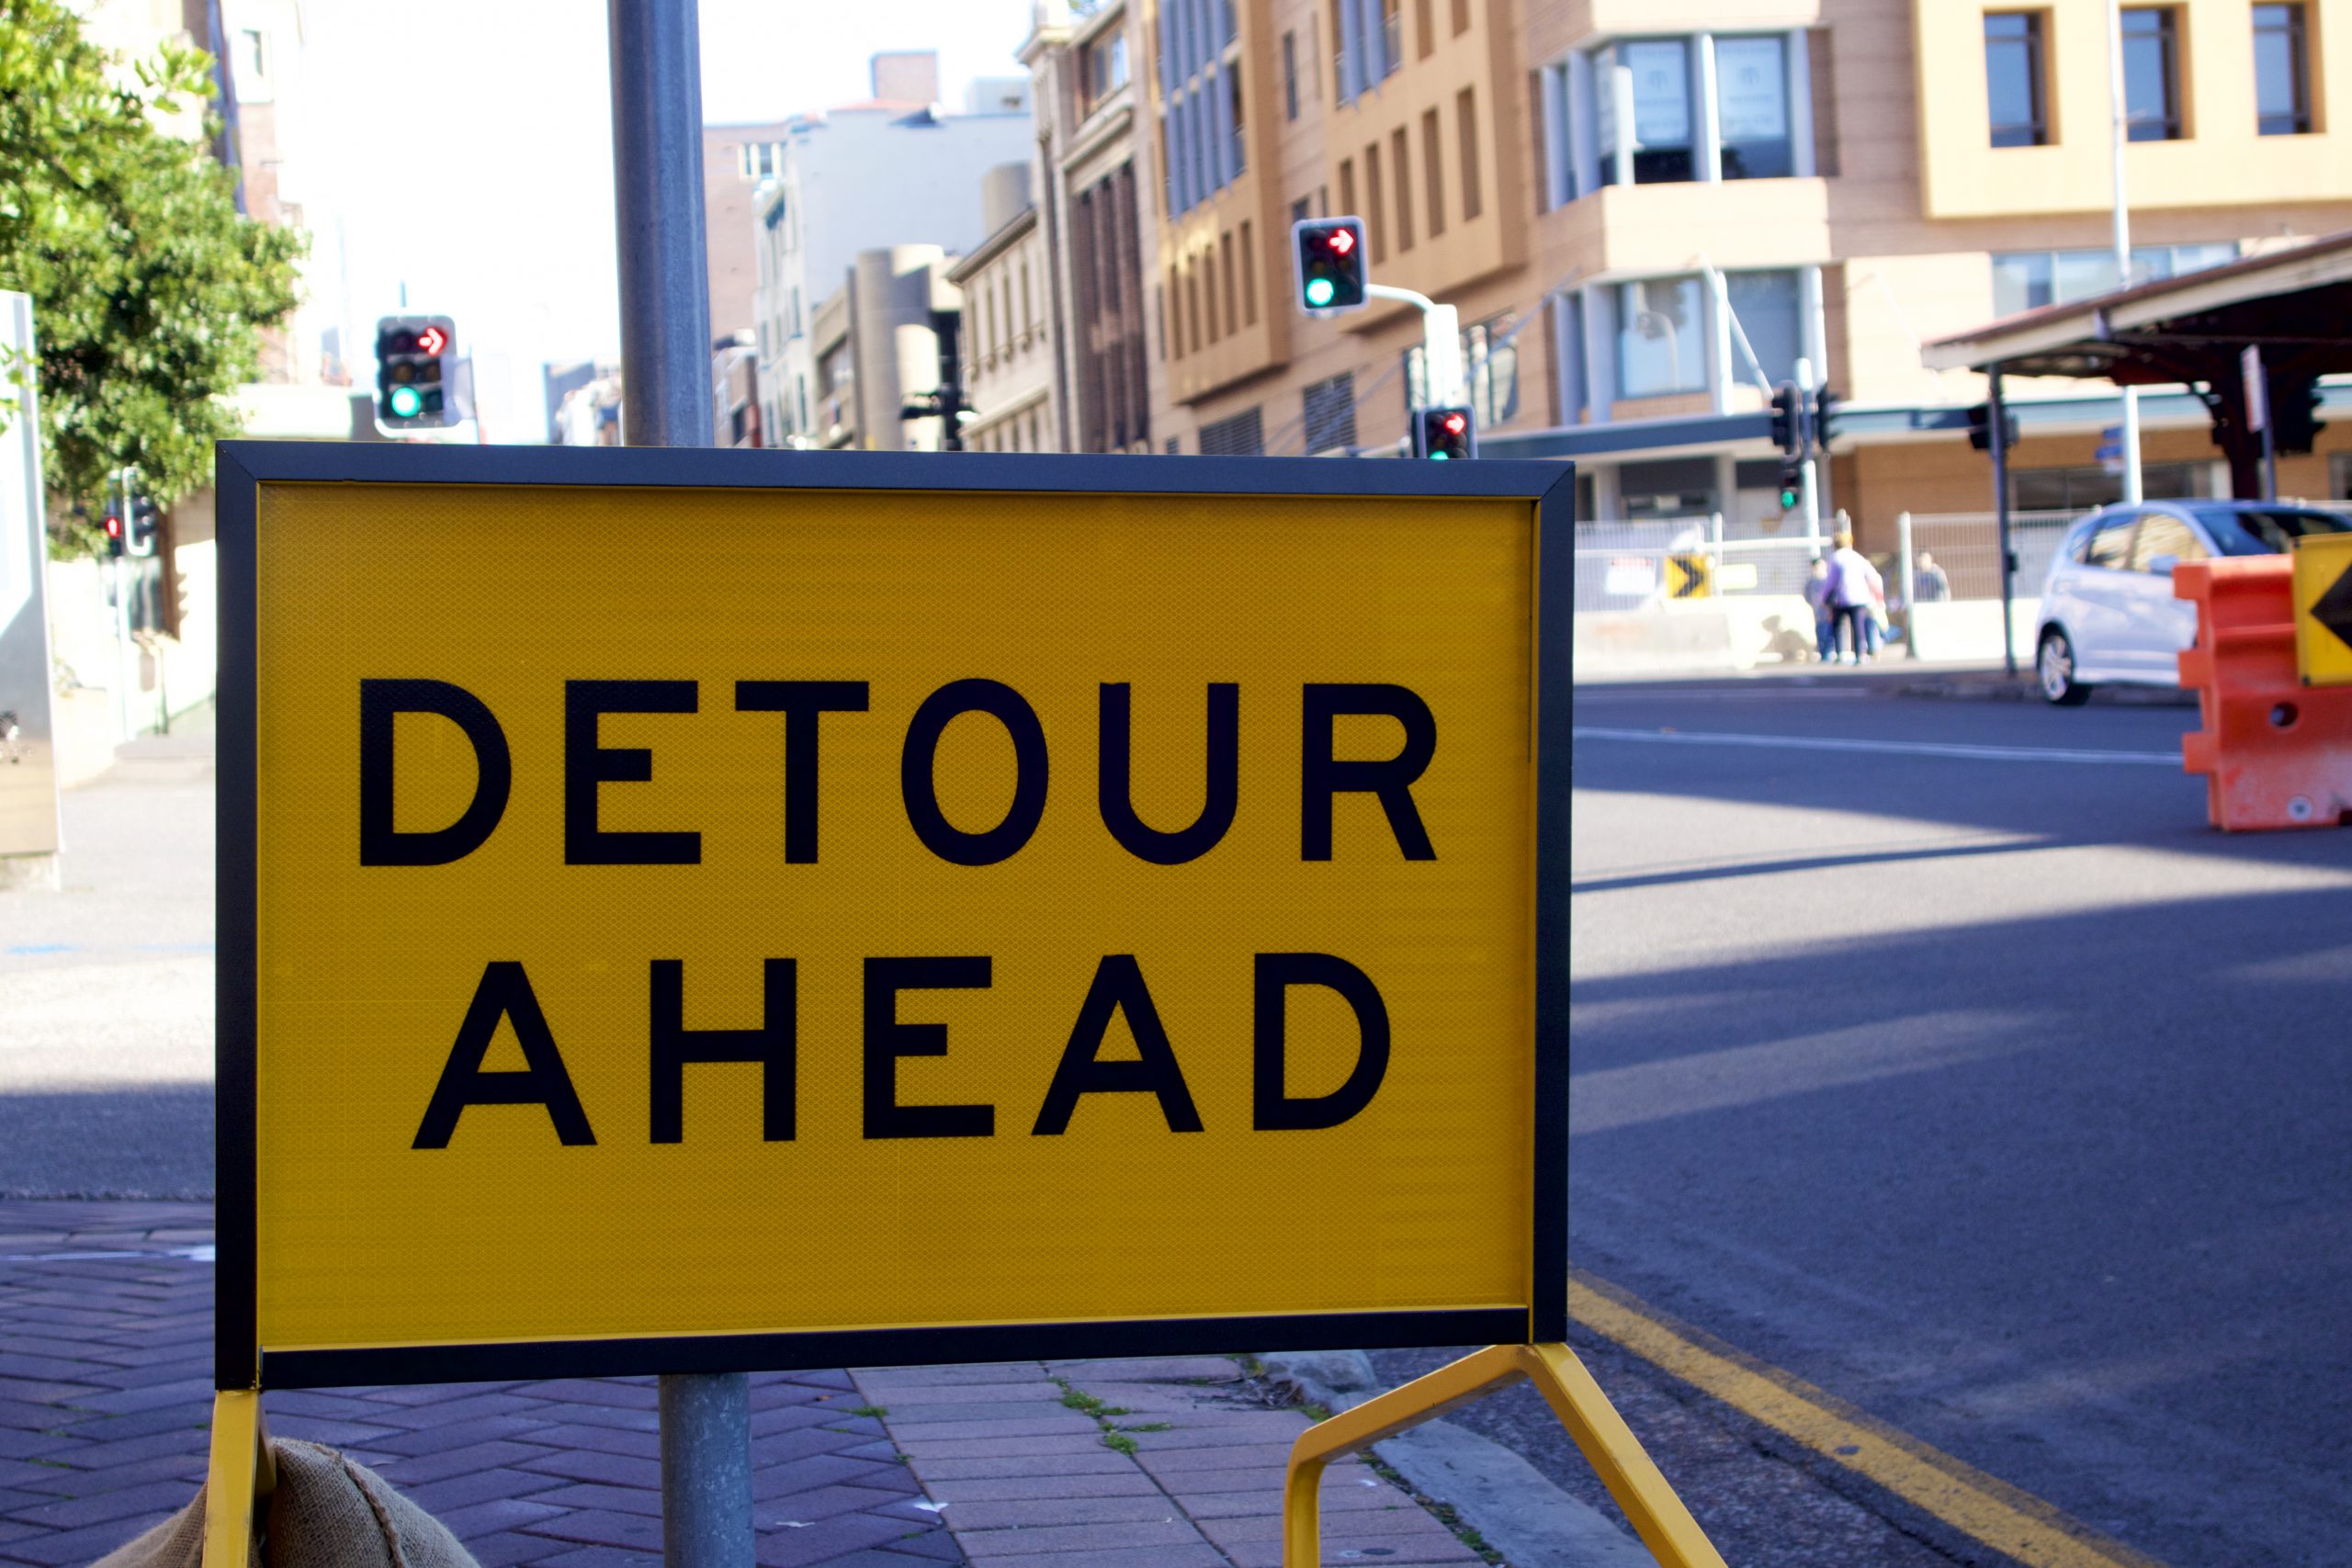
[
  {"left": 1828, "top": 531, "right": 1883, "bottom": 663},
  {"left": 1915, "top": 551, "right": 1952, "bottom": 603},
  {"left": 1804, "top": 558, "right": 1838, "bottom": 662}
]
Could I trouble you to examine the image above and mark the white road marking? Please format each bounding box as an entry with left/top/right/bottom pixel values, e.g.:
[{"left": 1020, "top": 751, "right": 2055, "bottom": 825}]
[{"left": 1572, "top": 726, "right": 2181, "bottom": 766}]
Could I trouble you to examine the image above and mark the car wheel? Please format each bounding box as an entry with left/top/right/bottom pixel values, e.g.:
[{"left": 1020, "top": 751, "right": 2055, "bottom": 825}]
[{"left": 2039, "top": 628, "right": 2093, "bottom": 705}]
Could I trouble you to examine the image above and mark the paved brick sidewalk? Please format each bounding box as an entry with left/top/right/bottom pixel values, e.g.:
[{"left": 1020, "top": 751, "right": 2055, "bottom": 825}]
[{"left": 0, "top": 1205, "right": 1487, "bottom": 1568}]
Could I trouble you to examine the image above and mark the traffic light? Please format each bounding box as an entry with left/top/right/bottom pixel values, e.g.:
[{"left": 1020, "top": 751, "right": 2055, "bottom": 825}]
[
  {"left": 1293, "top": 218, "right": 1368, "bottom": 315},
  {"left": 1777, "top": 460, "right": 1804, "bottom": 513},
  {"left": 126, "top": 493, "right": 160, "bottom": 558},
  {"left": 2269, "top": 370, "right": 2324, "bottom": 455},
  {"left": 1965, "top": 402, "right": 2018, "bottom": 452},
  {"left": 1813, "top": 387, "right": 1843, "bottom": 449},
  {"left": 376, "top": 315, "right": 458, "bottom": 429},
  {"left": 1769, "top": 381, "right": 1804, "bottom": 457},
  {"left": 101, "top": 509, "right": 125, "bottom": 558},
  {"left": 1413, "top": 405, "right": 1476, "bottom": 460}
]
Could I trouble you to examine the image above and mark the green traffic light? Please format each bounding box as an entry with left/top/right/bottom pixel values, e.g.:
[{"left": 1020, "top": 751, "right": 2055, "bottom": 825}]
[
  {"left": 389, "top": 386, "right": 423, "bottom": 419},
  {"left": 1306, "top": 277, "right": 1335, "bottom": 308},
  {"left": 1779, "top": 488, "right": 1800, "bottom": 509},
  {"left": 1430, "top": 450, "right": 1452, "bottom": 460}
]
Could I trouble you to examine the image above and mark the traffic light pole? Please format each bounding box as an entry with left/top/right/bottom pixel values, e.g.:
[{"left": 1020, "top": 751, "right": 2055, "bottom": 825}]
[
  {"left": 1366, "top": 285, "right": 1464, "bottom": 408},
  {"left": 605, "top": 4, "right": 753, "bottom": 1568},
  {"left": 1793, "top": 357, "right": 1822, "bottom": 542}
]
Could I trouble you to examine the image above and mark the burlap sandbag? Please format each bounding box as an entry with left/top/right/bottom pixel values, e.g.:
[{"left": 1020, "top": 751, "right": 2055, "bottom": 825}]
[{"left": 91, "top": 1440, "right": 481, "bottom": 1568}]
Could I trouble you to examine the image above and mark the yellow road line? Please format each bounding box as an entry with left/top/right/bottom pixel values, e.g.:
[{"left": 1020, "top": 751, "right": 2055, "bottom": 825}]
[{"left": 1569, "top": 1269, "right": 2169, "bottom": 1568}]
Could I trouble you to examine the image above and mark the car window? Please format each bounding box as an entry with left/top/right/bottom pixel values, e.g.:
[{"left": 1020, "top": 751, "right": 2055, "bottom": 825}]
[
  {"left": 2190, "top": 505, "right": 2352, "bottom": 556},
  {"left": 2065, "top": 525, "right": 2098, "bottom": 565},
  {"left": 2130, "top": 513, "right": 2206, "bottom": 571},
  {"left": 2086, "top": 517, "right": 2138, "bottom": 570}
]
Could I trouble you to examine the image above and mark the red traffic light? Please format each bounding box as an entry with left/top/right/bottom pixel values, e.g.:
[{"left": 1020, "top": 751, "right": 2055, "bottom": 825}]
[
  {"left": 1326, "top": 228, "right": 1355, "bottom": 255},
  {"left": 1442, "top": 412, "right": 1466, "bottom": 434},
  {"left": 416, "top": 324, "right": 448, "bottom": 356},
  {"left": 104, "top": 513, "right": 122, "bottom": 538}
]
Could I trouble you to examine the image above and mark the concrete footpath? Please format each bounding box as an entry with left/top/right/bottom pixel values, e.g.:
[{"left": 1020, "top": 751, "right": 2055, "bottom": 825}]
[{"left": 0, "top": 1202, "right": 1520, "bottom": 1568}]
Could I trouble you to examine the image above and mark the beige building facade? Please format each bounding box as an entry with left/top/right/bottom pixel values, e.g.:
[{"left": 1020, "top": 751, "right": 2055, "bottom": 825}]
[
  {"left": 949, "top": 165, "right": 1062, "bottom": 453},
  {"left": 1125, "top": 0, "right": 2352, "bottom": 548}
]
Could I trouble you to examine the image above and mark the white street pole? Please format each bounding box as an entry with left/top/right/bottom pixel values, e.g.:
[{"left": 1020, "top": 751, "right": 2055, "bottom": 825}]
[
  {"left": 1367, "top": 283, "right": 1463, "bottom": 406},
  {"left": 2107, "top": 0, "right": 2143, "bottom": 503}
]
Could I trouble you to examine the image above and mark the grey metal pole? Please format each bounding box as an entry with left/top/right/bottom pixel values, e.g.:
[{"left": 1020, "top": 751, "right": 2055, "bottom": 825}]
[
  {"left": 2105, "top": 0, "right": 2143, "bottom": 504},
  {"left": 610, "top": 0, "right": 715, "bottom": 449},
  {"left": 605, "top": 6, "right": 747, "bottom": 1567},
  {"left": 659, "top": 1372, "right": 752, "bottom": 1568},
  {"left": 1988, "top": 363, "right": 2018, "bottom": 678}
]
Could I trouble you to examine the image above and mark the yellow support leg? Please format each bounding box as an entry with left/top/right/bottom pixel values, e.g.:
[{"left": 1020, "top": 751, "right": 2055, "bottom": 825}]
[
  {"left": 201, "top": 1390, "right": 275, "bottom": 1568},
  {"left": 1281, "top": 1344, "right": 1725, "bottom": 1568}
]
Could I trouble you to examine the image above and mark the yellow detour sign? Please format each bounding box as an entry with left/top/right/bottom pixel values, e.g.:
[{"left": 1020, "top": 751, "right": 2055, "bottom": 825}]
[
  {"left": 2292, "top": 532, "right": 2352, "bottom": 685},
  {"left": 1666, "top": 553, "right": 1712, "bottom": 598},
  {"left": 212, "top": 443, "right": 1573, "bottom": 1390}
]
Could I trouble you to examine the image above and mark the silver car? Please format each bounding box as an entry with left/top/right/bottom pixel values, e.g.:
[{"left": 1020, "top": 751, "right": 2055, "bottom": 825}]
[{"left": 2036, "top": 501, "right": 2351, "bottom": 705}]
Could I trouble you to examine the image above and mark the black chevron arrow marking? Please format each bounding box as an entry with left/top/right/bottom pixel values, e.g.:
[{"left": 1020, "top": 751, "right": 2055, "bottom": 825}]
[{"left": 2314, "top": 558, "right": 2352, "bottom": 656}]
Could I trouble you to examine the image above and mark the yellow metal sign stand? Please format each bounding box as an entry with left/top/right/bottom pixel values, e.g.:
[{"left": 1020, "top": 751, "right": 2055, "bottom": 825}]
[
  {"left": 1283, "top": 1342, "right": 1726, "bottom": 1568},
  {"left": 202, "top": 1390, "right": 274, "bottom": 1568}
]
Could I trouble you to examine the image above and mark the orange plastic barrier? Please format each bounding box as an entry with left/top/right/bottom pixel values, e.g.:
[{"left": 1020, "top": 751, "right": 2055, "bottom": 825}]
[{"left": 2176, "top": 556, "right": 2352, "bottom": 829}]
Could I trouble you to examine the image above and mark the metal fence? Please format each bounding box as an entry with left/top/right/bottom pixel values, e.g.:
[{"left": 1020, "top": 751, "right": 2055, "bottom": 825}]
[
  {"left": 1894, "top": 510, "right": 2081, "bottom": 606},
  {"left": 1572, "top": 516, "right": 1827, "bottom": 615}
]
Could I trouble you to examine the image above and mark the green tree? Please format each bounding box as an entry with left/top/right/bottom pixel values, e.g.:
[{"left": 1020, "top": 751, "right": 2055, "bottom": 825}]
[{"left": 0, "top": 0, "right": 302, "bottom": 545}]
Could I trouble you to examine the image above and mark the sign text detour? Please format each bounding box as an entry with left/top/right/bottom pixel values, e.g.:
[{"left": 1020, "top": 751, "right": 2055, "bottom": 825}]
[{"left": 253, "top": 483, "right": 1539, "bottom": 1353}]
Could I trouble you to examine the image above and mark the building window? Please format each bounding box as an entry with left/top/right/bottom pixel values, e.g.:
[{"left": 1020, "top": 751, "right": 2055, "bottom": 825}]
[
  {"left": 1617, "top": 276, "right": 1706, "bottom": 398},
  {"left": 2120, "top": 10, "right": 2182, "bottom": 141},
  {"left": 1984, "top": 13, "right": 2049, "bottom": 148},
  {"left": 1463, "top": 317, "right": 1518, "bottom": 427},
  {"left": 1338, "top": 157, "right": 1356, "bottom": 223},
  {"left": 1291, "top": 195, "right": 1312, "bottom": 227},
  {"left": 1382, "top": 0, "right": 1403, "bottom": 76},
  {"left": 1421, "top": 109, "right": 1446, "bottom": 236},
  {"left": 1991, "top": 242, "right": 2237, "bottom": 316},
  {"left": 1723, "top": 270, "right": 1801, "bottom": 386},
  {"left": 1220, "top": 231, "right": 1238, "bottom": 333},
  {"left": 1456, "top": 88, "right": 1483, "bottom": 218},
  {"left": 1304, "top": 373, "right": 1357, "bottom": 452},
  {"left": 1715, "top": 36, "right": 1792, "bottom": 179},
  {"left": 1600, "top": 39, "right": 1694, "bottom": 185},
  {"left": 1230, "top": 65, "right": 1247, "bottom": 174},
  {"left": 2014, "top": 462, "right": 2204, "bottom": 512},
  {"left": 2255, "top": 5, "right": 2312, "bottom": 136},
  {"left": 1239, "top": 220, "right": 1257, "bottom": 323},
  {"left": 1283, "top": 30, "right": 1300, "bottom": 119},
  {"left": 1200, "top": 407, "right": 1264, "bottom": 456},
  {"left": 1415, "top": 0, "right": 1433, "bottom": 60},
  {"left": 1618, "top": 457, "right": 1718, "bottom": 520},
  {"left": 1083, "top": 28, "right": 1129, "bottom": 115},
  {"left": 1365, "top": 141, "right": 1387, "bottom": 262},
  {"left": 1392, "top": 128, "right": 1414, "bottom": 251},
  {"left": 1452, "top": 0, "right": 1469, "bottom": 37}
]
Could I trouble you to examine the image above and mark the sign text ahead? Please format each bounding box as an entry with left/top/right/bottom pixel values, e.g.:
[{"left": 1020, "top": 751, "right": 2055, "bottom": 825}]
[{"left": 217, "top": 445, "right": 1570, "bottom": 1388}]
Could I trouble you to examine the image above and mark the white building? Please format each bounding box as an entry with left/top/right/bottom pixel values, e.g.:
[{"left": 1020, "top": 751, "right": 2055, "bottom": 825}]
[{"left": 752, "top": 52, "right": 1034, "bottom": 446}]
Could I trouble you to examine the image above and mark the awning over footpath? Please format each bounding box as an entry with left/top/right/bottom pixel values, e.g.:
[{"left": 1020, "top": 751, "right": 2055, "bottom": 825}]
[{"left": 1922, "top": 231, "right": 2352, "bottom": 498}]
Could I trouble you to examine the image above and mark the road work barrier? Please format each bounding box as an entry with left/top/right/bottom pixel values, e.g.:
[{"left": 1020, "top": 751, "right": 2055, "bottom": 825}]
[{"left": 2176, "top": 554, "right": 2352, "bottom": 829}]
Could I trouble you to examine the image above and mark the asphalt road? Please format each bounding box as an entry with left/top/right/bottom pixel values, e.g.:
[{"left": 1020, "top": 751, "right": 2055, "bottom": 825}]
[
  {"left": 1453, "top": 672, "right": 2350, "bottom": 1568},
  {"left": 9, "top": 677, "right": 2351, "bottom": 1567}
]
